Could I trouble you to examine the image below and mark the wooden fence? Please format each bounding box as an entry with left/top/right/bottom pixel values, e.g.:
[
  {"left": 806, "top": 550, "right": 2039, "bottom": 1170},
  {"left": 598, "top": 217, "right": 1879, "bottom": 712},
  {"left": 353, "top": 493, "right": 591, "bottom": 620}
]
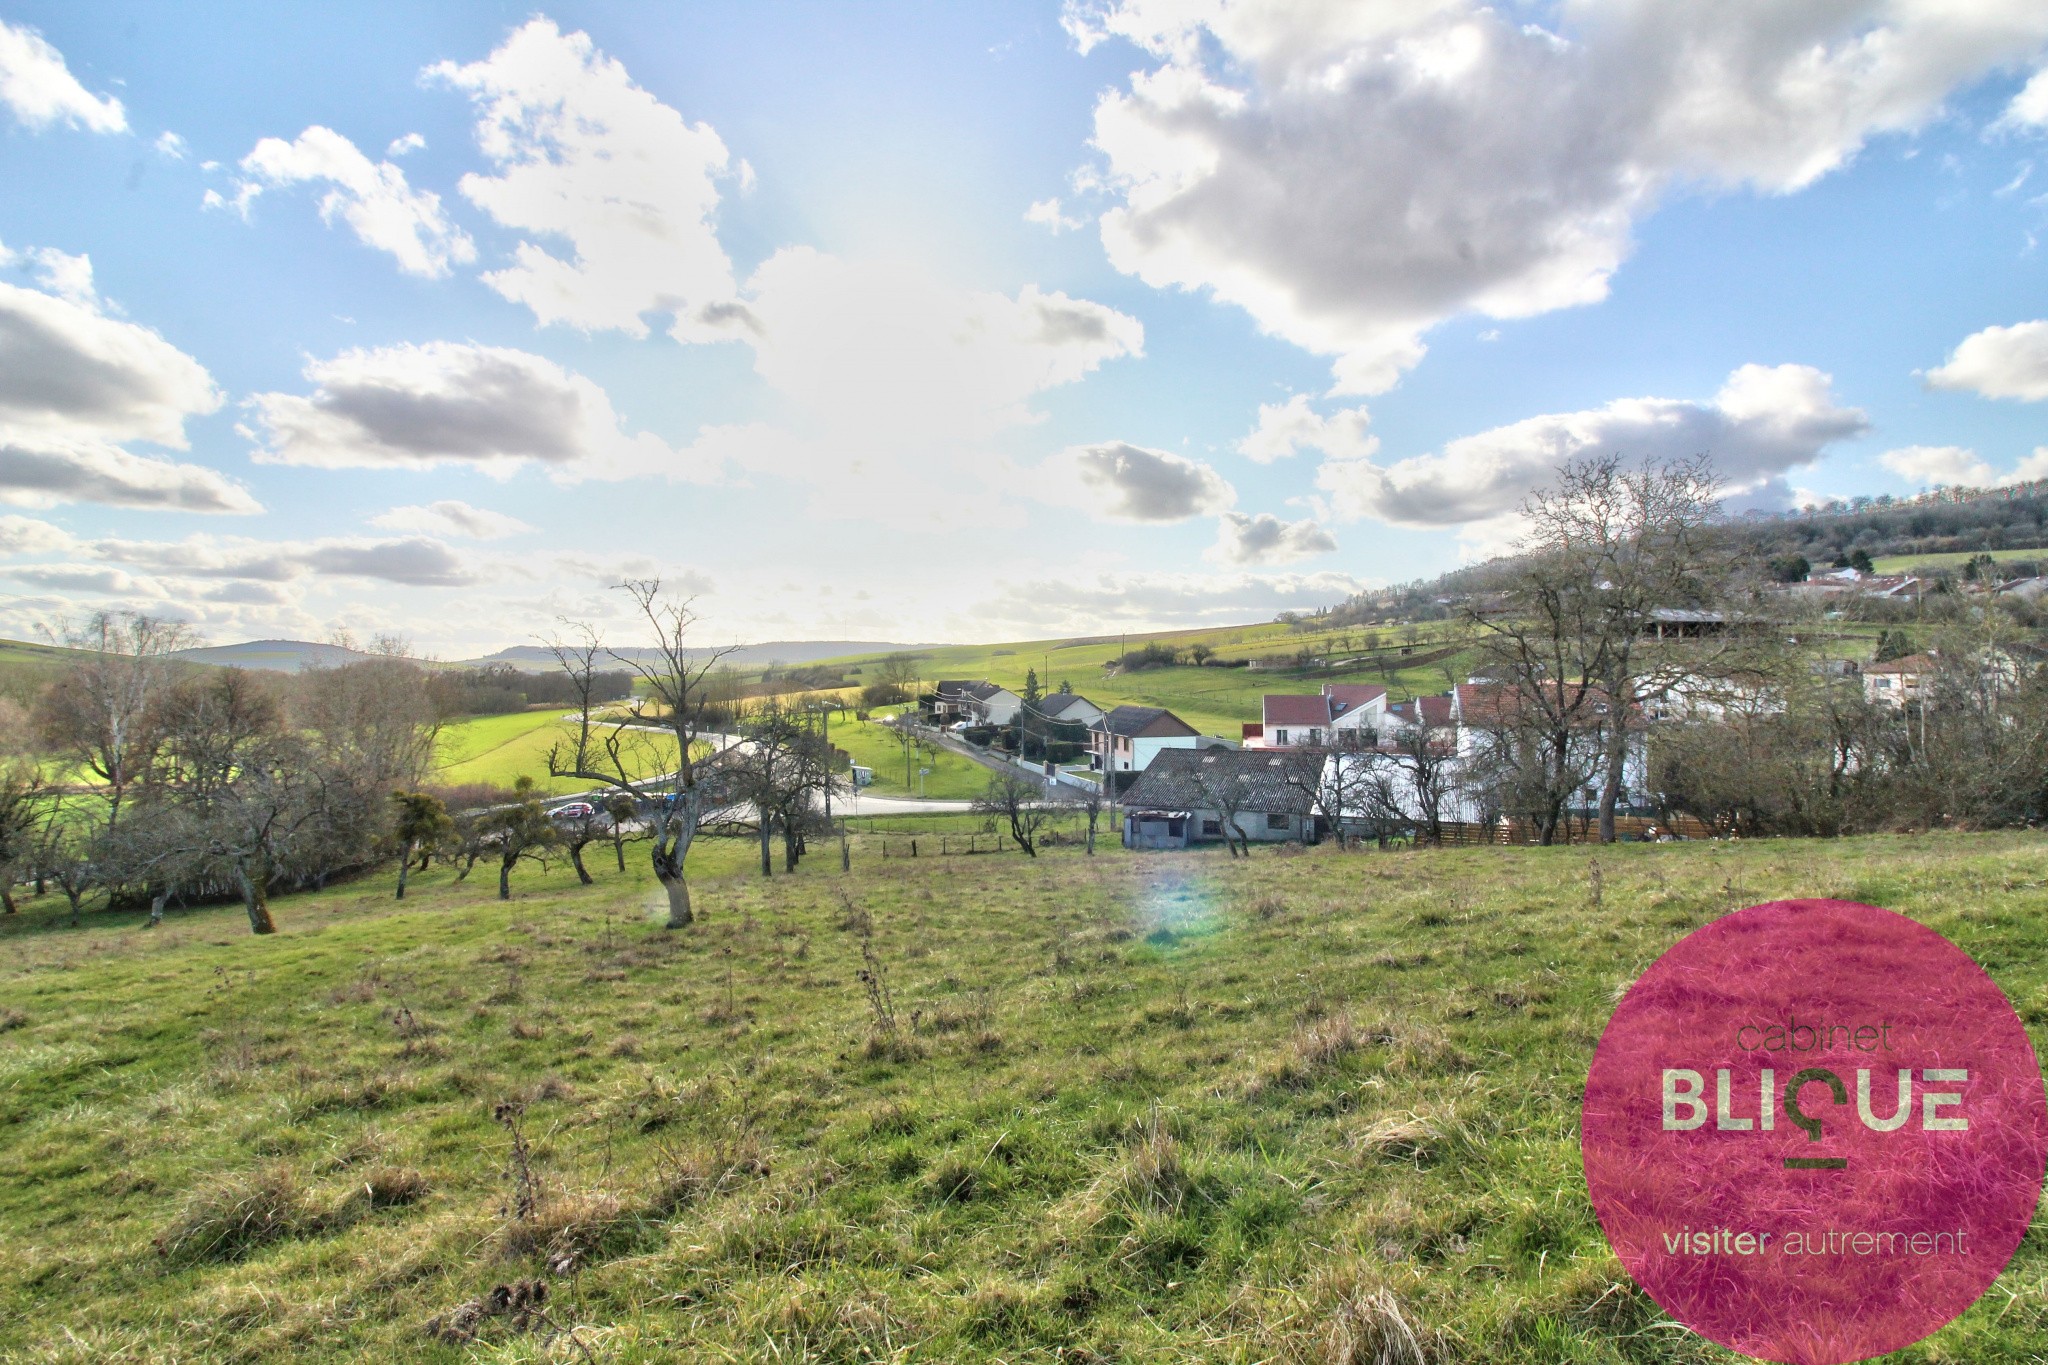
[
  {"left": 878, "top": 833, "right": 1013, "bottom": 858},
  {"left": 1411, "top": 814, "right": 1720, "bottom": 847}
]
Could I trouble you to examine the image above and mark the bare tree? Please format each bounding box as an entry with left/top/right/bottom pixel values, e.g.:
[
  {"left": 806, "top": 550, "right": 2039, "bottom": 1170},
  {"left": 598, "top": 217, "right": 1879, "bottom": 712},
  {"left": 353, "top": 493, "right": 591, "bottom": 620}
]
[
  {"left": 732, "top": 700, "right": 834, "bottom": 875},
  {"left": 0, "top": 767, "right": 45, "bottom": 914},
  {"left": 295, "top": 655, "right": 441, "bottom": 795},
  {"left": 557, "top": 806, "right": 607, "bottom": 885},
  {"left": 33, "top": 813, "right": 105, "bottom": 926},
  {"left": 547, "top": 582, "right": 738, "bottom": 928},
  {"left": 34, "top": 611, "right": 193, "bottom": 832},
  {"left": 973, "top": 771, "right": 1050, "bottom": 857},
  {"left": 147, "top": 668, "right": 333, "bottom": 934},
  {"left": 1518, "top": 455, "right": 1731, "bottom": 841},
  {"left": 603, "top": 793, "right": 639, "bottom": 872},
  {"left": 1190, "top": 768, "right": 1254, "bottom": 858}
]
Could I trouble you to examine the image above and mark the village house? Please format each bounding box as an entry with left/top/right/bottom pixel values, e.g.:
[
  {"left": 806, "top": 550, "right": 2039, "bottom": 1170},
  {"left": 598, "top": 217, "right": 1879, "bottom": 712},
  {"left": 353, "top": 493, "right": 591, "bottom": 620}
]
[
  {"left": 1120, "top": 748, "right": 1323, "bottom": 849},
  {"left": 1242, "top": 683, "right": 1388, "bottom": 749},
  {"left": 1862, "top": 652, "right": 1936, "bottom": 708},
  {"left": 930, "top": 679, "right": 1023, "bottom": 727},
  {"left": 1028, "top": 691, "right": 1105, "bottom": 729},
  {"left": 1089, "top": 704, "right": 1211, "bottom": 773},
  {"left": 1450, "top": 679, "right": 1651, "bottom": 811}
]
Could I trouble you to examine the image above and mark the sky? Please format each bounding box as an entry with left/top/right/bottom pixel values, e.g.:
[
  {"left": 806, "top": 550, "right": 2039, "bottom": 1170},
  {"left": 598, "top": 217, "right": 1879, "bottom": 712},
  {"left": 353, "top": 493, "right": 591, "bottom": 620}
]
[{"left": 2, "top": 1, "right": 2047, "bottom": 656}]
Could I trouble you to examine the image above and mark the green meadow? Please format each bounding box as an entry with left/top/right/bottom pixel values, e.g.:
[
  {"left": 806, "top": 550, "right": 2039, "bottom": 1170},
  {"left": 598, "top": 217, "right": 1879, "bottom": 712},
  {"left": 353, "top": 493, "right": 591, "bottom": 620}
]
[
  {"left": 431, "top": 711, "right": 682, "bottom": 797},
  {"left": 3, "top": 828, "right": 2044, "bottom": 1362}
]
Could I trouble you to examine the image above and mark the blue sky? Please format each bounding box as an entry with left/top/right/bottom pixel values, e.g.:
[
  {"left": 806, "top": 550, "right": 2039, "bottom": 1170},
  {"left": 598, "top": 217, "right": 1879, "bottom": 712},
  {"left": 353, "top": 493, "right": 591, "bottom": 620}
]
[{"left": 2, "top": 2, "right": 2046, "bottom": 653}]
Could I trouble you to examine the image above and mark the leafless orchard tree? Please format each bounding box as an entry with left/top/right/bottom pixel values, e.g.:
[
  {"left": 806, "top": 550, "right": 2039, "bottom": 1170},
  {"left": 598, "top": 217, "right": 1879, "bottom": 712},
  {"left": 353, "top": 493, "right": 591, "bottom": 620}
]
[
  {"left": 1519, "top": 455, "right": 1732, "bottom": 841},
  {"left": 973, "top": 770, "right": 1050, "bottom": 857},
  {"left": 547, "top": 581, "right": 739, "bottom": 928},
  {"left": 33, "top": 611, "right": 194, "bottom": 833},
  {"left": 1467, "top": 455, "right": 1732, "bottom": 843}
]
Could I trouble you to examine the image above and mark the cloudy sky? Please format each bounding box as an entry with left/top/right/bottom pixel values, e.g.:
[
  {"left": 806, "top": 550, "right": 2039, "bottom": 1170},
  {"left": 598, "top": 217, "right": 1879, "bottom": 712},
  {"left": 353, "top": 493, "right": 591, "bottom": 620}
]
[{"left": 3, "top": 2, "right": 2047, "bottom": 653}]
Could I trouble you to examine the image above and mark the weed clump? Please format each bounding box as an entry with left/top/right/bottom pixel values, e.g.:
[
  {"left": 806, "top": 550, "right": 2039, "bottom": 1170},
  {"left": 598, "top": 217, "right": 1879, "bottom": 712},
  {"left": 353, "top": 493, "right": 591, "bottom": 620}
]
[
  {"left": 1323, "top": 1284, "right": 1426, "bottom": 1365},
  {"left": 648, "top": 1133, "right": 769, "bottom": 1215},
  {"left": 154, "top": 1164, "right": 310, "bottom": 1263}
]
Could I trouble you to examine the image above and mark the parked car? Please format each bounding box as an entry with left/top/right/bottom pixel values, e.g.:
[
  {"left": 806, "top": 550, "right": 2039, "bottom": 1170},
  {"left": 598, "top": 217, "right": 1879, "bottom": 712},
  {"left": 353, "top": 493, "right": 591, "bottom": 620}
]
[
  {"left": 550, "top": 801, "right": 597, "bottom": 822},
  {"left": 949, "top": 720, "right": 971, "bottom": 732}
]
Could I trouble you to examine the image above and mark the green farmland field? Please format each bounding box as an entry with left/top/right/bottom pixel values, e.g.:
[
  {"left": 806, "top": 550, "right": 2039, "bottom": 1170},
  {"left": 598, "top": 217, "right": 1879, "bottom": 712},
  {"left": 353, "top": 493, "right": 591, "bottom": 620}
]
[{"left": 4, "top": 830, "right": 2046, "bottom": 1361}]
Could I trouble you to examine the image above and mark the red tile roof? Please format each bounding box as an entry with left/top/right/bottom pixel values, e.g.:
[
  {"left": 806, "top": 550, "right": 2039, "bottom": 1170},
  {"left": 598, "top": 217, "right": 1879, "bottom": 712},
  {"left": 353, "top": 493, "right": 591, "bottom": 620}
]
[
  {"left": 1322, "top": 684, "right": 1387, "bottom": 714},
  {"left": 1262, "top": 694, "right": 1334, "bottom": 727}
]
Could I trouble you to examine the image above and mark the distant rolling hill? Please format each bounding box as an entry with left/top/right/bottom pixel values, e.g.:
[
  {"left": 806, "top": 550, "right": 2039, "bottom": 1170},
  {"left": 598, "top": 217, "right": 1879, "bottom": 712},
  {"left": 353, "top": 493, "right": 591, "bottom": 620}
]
[
  {"left": 458, "top": 641, "right": 936, "bottom": 673},
  {"left": 169, "top": 639, "right": 382, "bottom": 672},
  {"left": 150, "top": 638, "right": 937, "bottom": 675}
]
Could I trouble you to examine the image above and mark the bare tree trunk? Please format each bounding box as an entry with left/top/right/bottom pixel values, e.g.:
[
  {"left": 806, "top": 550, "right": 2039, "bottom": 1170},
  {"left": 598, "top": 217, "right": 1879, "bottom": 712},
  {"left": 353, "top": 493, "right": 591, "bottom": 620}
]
[
  {"left": 658, "top": 867, "right": 692, "bottom": 927},
  {"left": 1, "top": 887, "right": 14, "bottom": 914},
  {"left": 1085, "top": 812, "right": 1096, "bottom": 855},
  {"left": 235, "top": 867, "right": 277, "bottom": 935},
  {"left": 1598, "top": 723, "right": 1628, "bottom": 844},
  {"left": 570, "top": 843, "right": 593, "bottom": 885},
  {"left": 66, "top": 889, "right": 82, "bottom": 926},
  {"left": 613, "top": 830, "right": 627, "bottom": 872},
  {"left": 149, "top": 889, "right": 169, "bottom": 925},
  {"left": 498, "top": 855, "right": 513, "bottom": 901},
  {"left": 395, "top": 843, "right": 412, "bottom": 900},
  {"left": 758, "top": 815, "right": 772, "bottom": 877}
]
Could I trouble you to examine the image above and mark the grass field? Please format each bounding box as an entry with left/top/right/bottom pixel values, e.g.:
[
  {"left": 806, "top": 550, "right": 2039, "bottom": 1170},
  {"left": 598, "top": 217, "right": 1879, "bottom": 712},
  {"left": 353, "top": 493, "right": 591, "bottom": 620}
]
[
  {"left": 3, "top": 829, "right": 2044, "bottom": 1361},
  {"left": 831, "top": 713, "right": 995, "bottom": 800},
  {"left": 1872, "top": 548, "right": 2046, "bottom": 574},
  {"left": 807, "top": 622, "right": 1478, "bottom": 738},
  {"left": 432, "top": 711, "right": 682, "bottom": 797}
]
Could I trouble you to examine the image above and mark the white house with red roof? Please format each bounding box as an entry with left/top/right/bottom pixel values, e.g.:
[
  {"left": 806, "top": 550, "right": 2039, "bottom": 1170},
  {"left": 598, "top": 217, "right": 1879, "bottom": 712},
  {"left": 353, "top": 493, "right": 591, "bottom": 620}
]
[{"left": 1244, "top": 683, "right": 1388, "bottom": 748}]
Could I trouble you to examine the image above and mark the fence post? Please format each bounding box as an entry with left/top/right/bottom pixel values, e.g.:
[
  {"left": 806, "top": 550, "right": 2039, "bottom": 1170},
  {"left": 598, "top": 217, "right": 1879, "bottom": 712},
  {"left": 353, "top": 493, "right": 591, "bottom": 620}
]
[{"left": 911, "top": 839, "right": 918, "bottom": 858}]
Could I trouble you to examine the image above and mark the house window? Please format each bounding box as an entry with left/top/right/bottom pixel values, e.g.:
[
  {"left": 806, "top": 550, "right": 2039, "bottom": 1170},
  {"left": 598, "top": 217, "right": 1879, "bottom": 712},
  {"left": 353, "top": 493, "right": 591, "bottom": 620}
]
[
  {"left": 1265, "top": 813, "right": 1289, "bottom": 830},
  {"left": 1201, "top": 819, "right": 1221, "bottom": 836},
  {"left": 1273, "top": 728, "right": 1288, "bottom": 744},
  {"left": 1306, "top": 729, "right": 1321, "bottom": 745}
]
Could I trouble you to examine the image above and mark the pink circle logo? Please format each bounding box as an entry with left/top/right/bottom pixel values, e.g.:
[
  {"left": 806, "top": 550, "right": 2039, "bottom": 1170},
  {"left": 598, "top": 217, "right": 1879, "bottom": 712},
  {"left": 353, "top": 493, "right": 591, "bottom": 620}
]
[{"left": 1582, "top": 899, "right": 2046, "bottom": 1363}]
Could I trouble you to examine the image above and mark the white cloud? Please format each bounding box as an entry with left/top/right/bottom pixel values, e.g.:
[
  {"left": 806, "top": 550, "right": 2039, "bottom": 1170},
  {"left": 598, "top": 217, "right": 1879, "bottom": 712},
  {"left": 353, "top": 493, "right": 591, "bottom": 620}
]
[
  {"left": 387, "top": 132, "right": 426, "bottom": 157},
  {"left": 6, "top": 563, "right": 161, "bottom": 596},
  {"left": 0, "top": 270, "right": 220, "bottom": 447},
  {"left": 0, "top": 439, "right": 260, "bottom": 514},
  {"left": 1236, "top": 394, "right": 1376, "bottom": 463},
  {"left": 5, "top": 243, "right": 96, "bottom": 306},
  {"left": 1025, "top": 197, "right": 1088, "bottom": 233},
  {"left": 0, "top": 260, "right": 254, "bottom": 514},
  {"left": 1075, "top": 1, "right": 2048, "bottom": 393},
  {"left": 0, "top": 20, "right": 125, "bottom": 133},
  {"left": 683, "top": 249, "right": 1143, "bottom": 523},
  {"left": 1880, "top": 443, "right": 2048, "bottom": 489},
  {"left": 968, "top": 567, "right": 1366, "bottom": 636},
  {"left": 1318, "top": 363, "right": 1868, "bottom": 529},
  {"left": 372, "top": 499, "right": 534, "bottom": 539},
  {"left": 1207, "top": 511, "right": 1337, "bottom": 565},
  {"left": 2010, "top": 447, "right": 2048, "bottom": 484},
  {"left": 1995, "top": 67, "right": 2048, "bottom": 134},
  {"left": 235, "top": 126, "right": 476, "bottom": 278},
  {"left": 244, "top": 340, "right": 708, "bottom": 482},
  {"left": 1925, "top": 319, "right": 2048, "bottom": 401},
  {"left": 741, "top": 247, "right": 1141, "bottom": 443},
  {"left": 429, "top": 18, "right": 739, "bottom": 336},
  {"left": 1879, "top": 444, "right": 1996, "bottom": 487},
  {"left": 0, "top": 514, "right": 75, "bottom": 557},
  {"left": 154, "top": 130, "right": 187, "bottom": 160},
  {"left": 88, "top": 531, "right": 480, "bottom": 587},
  {"left": 1042, "top": 441, "right": 1234, "bottom": 522}
]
